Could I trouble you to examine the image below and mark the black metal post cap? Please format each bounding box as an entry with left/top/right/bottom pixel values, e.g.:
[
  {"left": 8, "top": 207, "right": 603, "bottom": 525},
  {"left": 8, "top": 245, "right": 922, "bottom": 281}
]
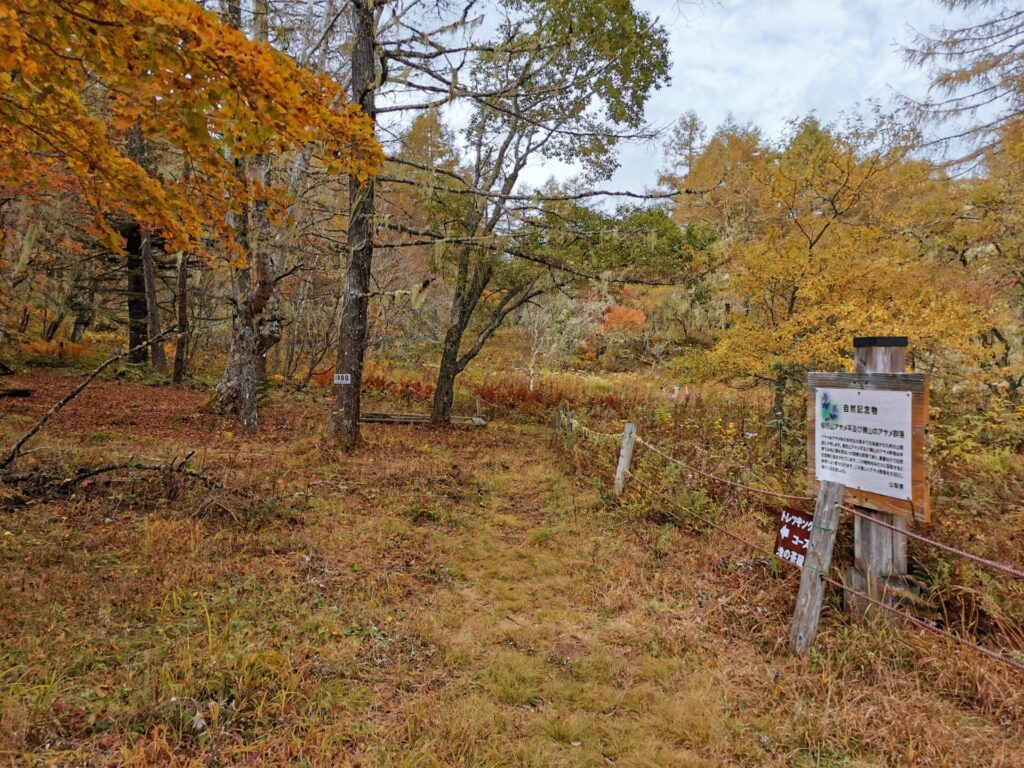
[{"left": 853, "top": 336, "right": 908, "bottom": 348}]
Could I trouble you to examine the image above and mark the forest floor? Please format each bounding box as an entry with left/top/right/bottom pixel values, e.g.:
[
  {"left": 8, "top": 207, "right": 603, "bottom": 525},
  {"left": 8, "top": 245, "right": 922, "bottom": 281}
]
[{"left": 1, "top": 371, "right": 1022, "bottom": 767}]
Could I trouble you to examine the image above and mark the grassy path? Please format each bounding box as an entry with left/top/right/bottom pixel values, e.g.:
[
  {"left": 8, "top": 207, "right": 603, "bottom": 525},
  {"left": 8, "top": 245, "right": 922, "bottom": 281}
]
[{"left": 1, "top": 375, "right": 1021, "bottom": 766}]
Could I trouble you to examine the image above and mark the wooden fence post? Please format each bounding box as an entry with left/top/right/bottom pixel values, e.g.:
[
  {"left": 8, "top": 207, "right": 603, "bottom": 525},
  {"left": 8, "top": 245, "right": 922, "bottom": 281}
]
[
  {"left": 565, "top": 408, "right": 575, "bottom": 447},
  {"left": 791, "top": 480, "right": 844, "bottom": 655},
  {"left": 846, "top": 336, "right": 912, "bottom": 615},
  {"left": 613, "top": 422, "right": 637, "bottom": 497}
]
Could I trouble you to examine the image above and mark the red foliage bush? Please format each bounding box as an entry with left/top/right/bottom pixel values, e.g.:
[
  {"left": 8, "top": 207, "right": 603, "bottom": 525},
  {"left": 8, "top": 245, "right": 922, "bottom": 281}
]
[
  {"left": 600, "top": 305, "right": 647, "bottom": 331},
  {"left": 313, "top": 367, "right": 435, "bottom": 402},
  {"left": 313, "top": 365, "right": 638, "bottom": 417}
]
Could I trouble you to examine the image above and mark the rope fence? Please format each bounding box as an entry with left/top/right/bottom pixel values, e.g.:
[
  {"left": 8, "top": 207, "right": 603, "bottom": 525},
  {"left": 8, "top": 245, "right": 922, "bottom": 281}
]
[
  {"left": 839, "top": 504, "right": 1024, "bottom": 580},
  {"left": 634, "top": 434, "right": 815, "bottom": 504},
  {"left": 820, "top": 573, "right": 1024, "bottom": 674},
  {"left": 626, "top": 471, "right": 778, "bottom": 560},
  {"left": 571, "top": 413, "right": 1023, "bottom": 582},
  {"left": 556, "top": 407, "right": 1024, "bottom": 676}
]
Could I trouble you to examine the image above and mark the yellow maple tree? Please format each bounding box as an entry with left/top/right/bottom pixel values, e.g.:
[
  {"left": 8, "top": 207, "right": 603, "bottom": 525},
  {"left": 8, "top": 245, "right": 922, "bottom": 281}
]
[{"left": 0, "top": 0, "right": 383, "bottom": 259}]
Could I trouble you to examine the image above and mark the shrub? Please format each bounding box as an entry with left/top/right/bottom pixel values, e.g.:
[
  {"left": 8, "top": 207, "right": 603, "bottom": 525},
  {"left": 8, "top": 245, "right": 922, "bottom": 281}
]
[{"left": 19, "top": 339, "right": 94, "bottom": 364}]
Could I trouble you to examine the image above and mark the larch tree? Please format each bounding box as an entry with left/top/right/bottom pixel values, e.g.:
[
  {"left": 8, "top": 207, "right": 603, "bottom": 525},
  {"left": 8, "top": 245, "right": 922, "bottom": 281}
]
[
  {"left": 908, "top": 122, "right": 1024, "bottom": 397},
  {"left": 670, "top": 116, "right": 991, "bottom": 458},
  {"left": 905, "top": 0, "right": 1024, "bottom": 161},
  {"left": 903, "top": 0, "right": 1024, "bottom": 397}
]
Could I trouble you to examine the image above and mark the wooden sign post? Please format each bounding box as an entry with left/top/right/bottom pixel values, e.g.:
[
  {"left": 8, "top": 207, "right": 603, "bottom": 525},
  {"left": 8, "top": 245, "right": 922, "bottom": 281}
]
[
  {"left": 790, "top": 480, "right": 845, "bottom": 655},
  {"left": 807, "top": 336, "right": 929, "bottom": 613}
]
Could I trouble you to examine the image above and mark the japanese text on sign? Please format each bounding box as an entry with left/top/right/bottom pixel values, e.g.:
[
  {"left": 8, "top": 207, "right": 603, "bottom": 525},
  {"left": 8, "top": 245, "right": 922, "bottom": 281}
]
[
  {"left": 775, "top": 507, "right": 813, "bottom": 569},
  {"left": 814, "top": 387, "right": 912, "bottom": 501}
]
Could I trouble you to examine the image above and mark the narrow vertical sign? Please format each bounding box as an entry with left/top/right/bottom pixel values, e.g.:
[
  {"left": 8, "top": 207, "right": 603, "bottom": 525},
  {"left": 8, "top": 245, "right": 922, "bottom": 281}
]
[{"left": 814, "top": 388, "right": 912, "bottom": 500}]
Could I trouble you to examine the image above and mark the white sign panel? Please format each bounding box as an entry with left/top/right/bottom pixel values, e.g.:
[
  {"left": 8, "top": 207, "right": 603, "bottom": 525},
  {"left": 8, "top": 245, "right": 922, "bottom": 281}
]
[
  {"left": 333, "top": 373, "right": 352, "bottom": 385},
  {"left": 814, "top": 387, "right": 912, "bottom": 500}
]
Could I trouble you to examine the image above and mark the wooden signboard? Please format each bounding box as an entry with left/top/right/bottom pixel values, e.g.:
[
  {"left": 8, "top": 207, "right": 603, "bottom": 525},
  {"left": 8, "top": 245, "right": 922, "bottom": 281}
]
[{"left": 807, "top": 371, "right": 930, "bottom": 522}]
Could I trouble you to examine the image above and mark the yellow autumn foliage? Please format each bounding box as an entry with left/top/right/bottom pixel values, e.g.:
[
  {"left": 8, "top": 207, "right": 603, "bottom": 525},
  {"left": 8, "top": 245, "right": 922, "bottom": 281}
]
[
  {"left": 0, "top": 0, "right": 383, "bottom": 260},
  {"left": 672, "top": 117, "right": 994, "bottom": 389}
]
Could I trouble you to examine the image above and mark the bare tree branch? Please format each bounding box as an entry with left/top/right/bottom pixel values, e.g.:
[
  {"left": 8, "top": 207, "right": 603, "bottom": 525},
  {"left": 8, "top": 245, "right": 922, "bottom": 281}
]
[{"left": 1, "top": 328, "right": 177, "bottom": 470}]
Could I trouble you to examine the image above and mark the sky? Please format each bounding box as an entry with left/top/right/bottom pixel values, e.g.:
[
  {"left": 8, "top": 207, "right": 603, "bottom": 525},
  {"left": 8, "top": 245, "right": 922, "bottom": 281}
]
[{"left": 519, "top": 0, "right": 972, "bottom": 193}]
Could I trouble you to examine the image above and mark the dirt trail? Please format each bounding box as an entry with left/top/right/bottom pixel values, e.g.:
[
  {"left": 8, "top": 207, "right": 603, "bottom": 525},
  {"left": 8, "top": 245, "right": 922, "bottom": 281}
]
[{"left": 1, "top": 372, "right": 1020, "bottom": 766}]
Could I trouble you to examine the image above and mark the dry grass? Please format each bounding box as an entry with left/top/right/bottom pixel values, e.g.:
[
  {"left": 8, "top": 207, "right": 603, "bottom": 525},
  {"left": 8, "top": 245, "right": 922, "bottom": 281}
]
[{"left": 1, "top": 371, "right": 1022, "bottom": 766}]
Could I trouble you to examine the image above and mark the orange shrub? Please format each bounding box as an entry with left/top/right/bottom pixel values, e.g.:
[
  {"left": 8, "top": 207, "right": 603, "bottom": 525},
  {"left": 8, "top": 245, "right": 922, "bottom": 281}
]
[
  {"left": 20, "top": 339, "right": 93, "bottom": 361},
  {"left": 600, "top": 305, "right": 647, "bottom": 331}
]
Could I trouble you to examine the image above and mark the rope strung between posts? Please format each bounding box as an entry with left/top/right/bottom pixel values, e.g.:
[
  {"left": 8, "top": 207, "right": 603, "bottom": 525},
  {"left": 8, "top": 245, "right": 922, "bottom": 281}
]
[
  {"left": 840, "top": 504, "right": 1024, "bottom": 580},
  {"left": 819, "top": 573, "right": 1024, "bottom": 675},
  {"left": 561, "top": 428, "right": 1024, "bottom": 679},
  {"left": 569, "top": 419, "right": 623, "bottom": 442},
  {"left": 634, "top": 435, "right": 815, "bottom": 504},
  {"left": 565, "top": 415, "right": 1024, "bottom": 679},
  {"left": 566, "top": 424, "right": 778, "bottom": 557},
  {"left": 632, "top": 467, "right": 1024, "bottom": 675},
  {"left": 567, "top": 412, "right": 1024, "bottom": 588},
  {"left": 569, "top": 412, "right": 1024, "bottom": 583},
  {"left": 626, "top": 473, "right": 779, "bottom": 561}
]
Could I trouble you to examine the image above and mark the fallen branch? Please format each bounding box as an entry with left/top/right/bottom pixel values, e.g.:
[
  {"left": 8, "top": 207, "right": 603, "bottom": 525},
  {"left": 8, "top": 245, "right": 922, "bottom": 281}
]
[
  {"left": 0, "top": 329, "right": 176, "bottom": 470},
  {"left": 361, "top": 411, "right": 486, "bottom": 427},
  {"left": 3, "top": 451, "right": 219, "bottom": 491},
  {"left": 60, "top": 461, "right": 217, "bottom": 490}
]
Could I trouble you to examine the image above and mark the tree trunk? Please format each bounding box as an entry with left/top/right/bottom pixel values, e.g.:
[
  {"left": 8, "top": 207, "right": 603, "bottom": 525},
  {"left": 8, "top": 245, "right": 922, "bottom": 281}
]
[
  {"left": 211, "top": 249, "right": 264, "bottom": 431},
  {"left": 772, "top": 376, "right": 786, "bottom": 469},
  {"left": 430, "top": 250, "right": 478, "bottom": 425},
  {"left": 70, "top": 320, "right": 88, "bottom": 343},
  {"left": 211, "top": 197, "right": 278, "bottom": 435},
  {"left": 211, "top": 0, "right": 280, "bottom": 429},
  {"left": 216, "top": 311, "right": 260, "bottom": 433},
  {"left": 43, "top": 315, "right": 64, "bottom": 342},
  {"left": 18, "top": 287, "right": 32, "bottom": 334},
  {"left": 327, "top": 0, "right": 376, "bottom": 448},
  {"left": 431, "top": 320, "right": 467, "bottom": 425},
  {"left": 70, "top": 291, "right": 94, "bottom": 342},
  {"left": 429, "top": 267, "right": 540, "bottom": 424},
  {"left": 327, "top": 186, "right": 374, "bottom": 444},
  {"left": 125, "top": 225, "right": 149, "bottom": 363},
  {"left": 122, "top": 125, "right": 152, "bottom": 363},
  {"left": 256, "top": 291, "right": 281, "bottom": 380},
  {"left": 429, "top": 258, "right": 541, "bottom": 424},
  {"left": 172, "top": 252, "right": 189, "bottom": 384},
  {"left": 252, "top": 0, "right": 279, "bottom": 381},
  {"left": 0, "top": 220, "right": 37, "bottom": 346},
  {"left": 141, "top": 226, "right": 167, "bottom": 372}
]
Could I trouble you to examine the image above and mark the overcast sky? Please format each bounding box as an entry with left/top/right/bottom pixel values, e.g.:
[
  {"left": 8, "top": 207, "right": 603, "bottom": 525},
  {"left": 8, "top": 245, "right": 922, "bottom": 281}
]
[{"left": 519, "top": 0, "right": 972, "bottom": 193}]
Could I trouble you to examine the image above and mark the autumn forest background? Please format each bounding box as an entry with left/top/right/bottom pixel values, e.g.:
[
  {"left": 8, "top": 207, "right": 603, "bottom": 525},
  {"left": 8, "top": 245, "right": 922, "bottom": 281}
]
[{"left": 2, "top": 0, "right": 1024, "bottom": 765}]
